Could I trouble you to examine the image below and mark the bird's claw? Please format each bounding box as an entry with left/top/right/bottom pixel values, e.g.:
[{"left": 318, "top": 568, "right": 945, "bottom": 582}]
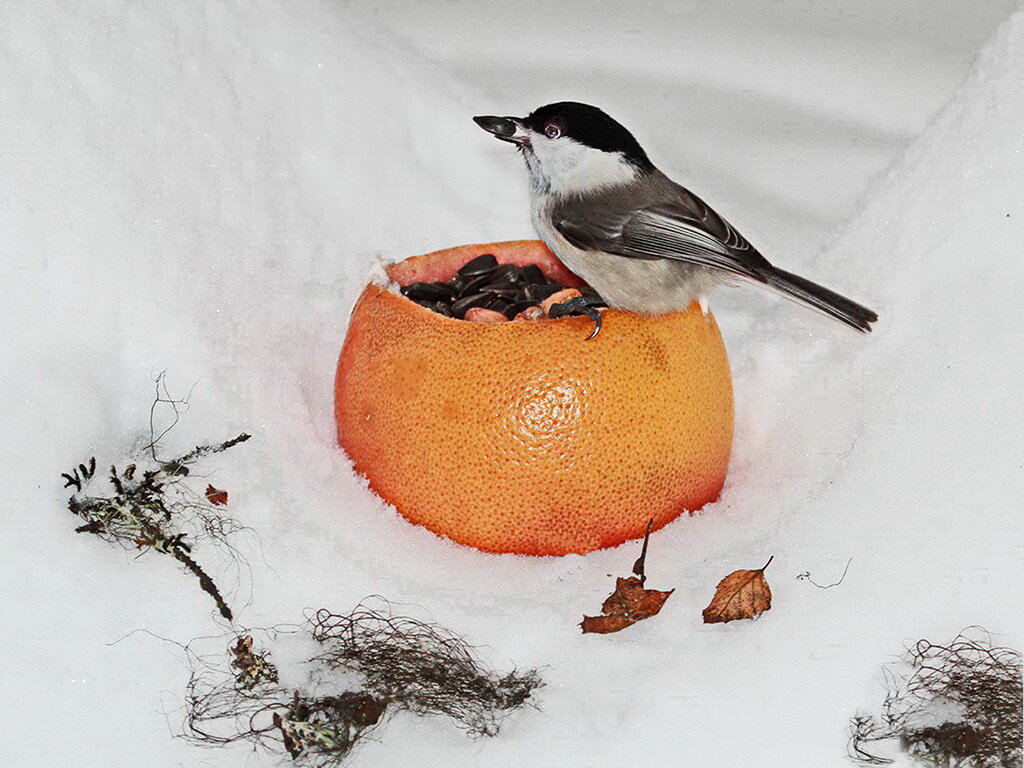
[{"left": 547, "top": 295, "right": 605, "bottom": 340}]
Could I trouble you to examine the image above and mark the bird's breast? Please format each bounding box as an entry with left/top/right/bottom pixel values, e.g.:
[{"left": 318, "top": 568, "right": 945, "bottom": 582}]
[{"left": 530, "top": 196, "right": 718, "bottom": 314}]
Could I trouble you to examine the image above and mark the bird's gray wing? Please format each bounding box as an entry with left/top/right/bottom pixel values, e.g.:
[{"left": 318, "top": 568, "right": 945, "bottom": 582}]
[{"left": 555, "top": 192, "right": 772, "bottom": 281}]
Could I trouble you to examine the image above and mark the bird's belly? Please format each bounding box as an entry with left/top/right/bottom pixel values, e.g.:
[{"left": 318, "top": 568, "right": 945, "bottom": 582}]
[
  {"left": 564, "top": 251, "right": 714, "bottom": 313},
  {"left": 533, "top": 211, "right": 716, "bottom": 314}
]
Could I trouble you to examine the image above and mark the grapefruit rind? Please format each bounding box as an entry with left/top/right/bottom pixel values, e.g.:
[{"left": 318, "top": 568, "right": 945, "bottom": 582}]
[{"left": 335, "top": 241, "right": 733, "bottom": 556}]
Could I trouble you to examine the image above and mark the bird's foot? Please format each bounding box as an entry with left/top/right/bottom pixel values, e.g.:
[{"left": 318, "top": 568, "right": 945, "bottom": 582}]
[{"left": 547, "top": 295, "right": 606, "bottom": 340}]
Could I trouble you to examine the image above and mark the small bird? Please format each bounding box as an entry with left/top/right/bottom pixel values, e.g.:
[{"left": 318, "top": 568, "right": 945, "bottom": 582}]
[{"left": 474, "top": 102, "right": 877, "bottom": 338}]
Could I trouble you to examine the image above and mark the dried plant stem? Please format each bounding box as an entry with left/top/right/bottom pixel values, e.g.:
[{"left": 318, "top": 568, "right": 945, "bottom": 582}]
[
  {"left": 184, "top": 602, "right": 543, "bottom": 766},
  {"left": 849, "top": 628, "right": 1022, "bottom": 767},
  {"left": 171, "top": 547, "right": 233, "bottom": 621},
  {"left": 62, "top": 386, "right": 251, "bottom": 621}
]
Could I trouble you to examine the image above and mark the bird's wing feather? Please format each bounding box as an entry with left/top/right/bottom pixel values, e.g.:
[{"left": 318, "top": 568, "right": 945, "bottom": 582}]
[{"left": 555, "top": 193, "right": 771, "bottom": 281}]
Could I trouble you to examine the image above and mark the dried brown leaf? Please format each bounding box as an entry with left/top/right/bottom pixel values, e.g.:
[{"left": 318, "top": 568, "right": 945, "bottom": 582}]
[
  {"left": 581, "top": 576, "right": 674, "bottom": 634},
  {"left": 205, "top": 484, "right": 229, "bottom": 506},
  {"left": 702, "top": 556, "right": 774, "bottom": 624}
]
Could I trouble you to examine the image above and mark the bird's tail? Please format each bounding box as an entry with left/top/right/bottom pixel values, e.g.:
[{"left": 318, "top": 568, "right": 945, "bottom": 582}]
[{"left": 762, "top": 267, "right": 878, "bottom": 332}]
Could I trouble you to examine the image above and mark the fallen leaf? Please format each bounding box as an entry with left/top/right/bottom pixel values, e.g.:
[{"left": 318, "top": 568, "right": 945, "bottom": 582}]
[
  {"left": 582, "top": 518, "right": 674, "bottom": 633},
  {"left": 702, "top": 556, "right": 774, "bottom": 624},
  {"left": 632, "top": 518, "right": 655, "bottom": 581},
  {"left": 581, "top": 576, "right": 674, "bottom": 634},
  {"left": 205, "top": 484, "right": 229, "bottom": 506}
]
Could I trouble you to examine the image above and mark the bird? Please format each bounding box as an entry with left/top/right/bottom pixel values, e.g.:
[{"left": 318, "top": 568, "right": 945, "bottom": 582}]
[{"left": 473, "top": 102, "right": 877, "bottom": 338}]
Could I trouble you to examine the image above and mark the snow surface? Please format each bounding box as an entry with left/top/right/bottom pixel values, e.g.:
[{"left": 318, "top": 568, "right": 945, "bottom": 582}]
[
  {"left": 2, "top": 2, "right": 1022, "bottom": 766},
  {"left": 365, "top": 0, "right": 1019, "bottom": 270}
]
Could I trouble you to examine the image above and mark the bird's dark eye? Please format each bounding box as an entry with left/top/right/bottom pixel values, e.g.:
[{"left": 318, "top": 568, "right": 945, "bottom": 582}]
[{"left": 544, "top": 119, "right": 563, "bottom": 139}]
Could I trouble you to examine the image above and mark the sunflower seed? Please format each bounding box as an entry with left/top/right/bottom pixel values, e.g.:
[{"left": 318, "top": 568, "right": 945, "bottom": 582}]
[
  {"left": 520, "top": 264, "right": 546, "bottom": 284},
  {"left": 459, "top": 273, "right": 493, "bottom": 297},
  {"left": 451, "top": 292, "right": 491, "bottom": 318},
  {"left": 524, "top": 283, "right": 562, "bottom": 303},
  {"left": 485, "top": 297, "right": 513, "bottom": 315},
  {"left": 402, "top": 281, "right": 456, "bottom": 302},
  {"left": 457, "top": 253, "right": 499, "bottom": 278}
]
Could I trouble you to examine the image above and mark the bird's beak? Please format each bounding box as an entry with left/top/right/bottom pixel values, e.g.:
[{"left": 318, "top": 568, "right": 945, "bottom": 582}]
[{"left": 473, "top": 115, "right": 530, "bottom": 145}]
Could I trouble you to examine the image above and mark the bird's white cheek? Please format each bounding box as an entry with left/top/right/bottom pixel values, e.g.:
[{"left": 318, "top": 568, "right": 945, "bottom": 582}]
[{"left": 530, "top": 138, "right": 638, "bottom": 195}]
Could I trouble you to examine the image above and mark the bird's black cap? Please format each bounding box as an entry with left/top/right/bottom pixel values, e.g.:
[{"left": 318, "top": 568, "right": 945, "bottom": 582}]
[{"left": 523, "top": 102, "right": 654, "bottom": 171}]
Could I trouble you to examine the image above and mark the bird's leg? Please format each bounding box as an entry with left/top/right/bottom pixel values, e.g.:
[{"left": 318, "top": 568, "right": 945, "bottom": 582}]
[{"left": 547, "top": 295, "right": 606, "bottom": 340}]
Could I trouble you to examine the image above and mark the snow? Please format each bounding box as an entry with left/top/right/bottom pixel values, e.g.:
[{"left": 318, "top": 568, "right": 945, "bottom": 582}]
[{"left": 2, "top": 2, "right": 1022, "bottom": 766}]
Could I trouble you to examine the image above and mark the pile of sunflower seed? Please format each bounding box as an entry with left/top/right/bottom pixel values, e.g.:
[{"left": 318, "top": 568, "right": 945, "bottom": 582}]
[{"left": 399, "top": 253, "right": 605, "bottom": 320}]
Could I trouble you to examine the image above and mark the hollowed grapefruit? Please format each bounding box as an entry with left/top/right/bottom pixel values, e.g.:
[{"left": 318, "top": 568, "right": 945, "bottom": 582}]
[{"left": 334, "top": 240, "right": 733, "bottom": 556}]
